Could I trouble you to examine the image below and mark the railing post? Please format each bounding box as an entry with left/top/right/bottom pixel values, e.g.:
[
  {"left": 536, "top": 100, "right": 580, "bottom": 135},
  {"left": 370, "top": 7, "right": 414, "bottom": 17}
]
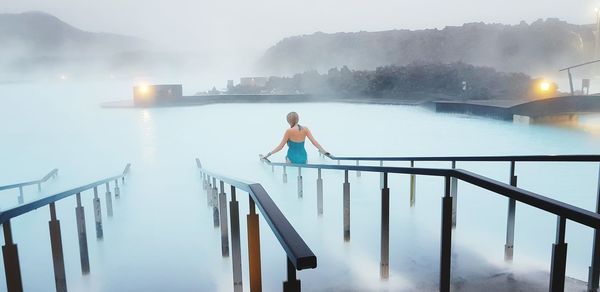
[
  {"left": 17, "top": 186, "right": 24, "bottom": 205},
  {"left": 75, "top": 193, "right": 90, "bottom": 274},
  {"left": 379, "top": 161, "right": 384, "bottom": 189},
  {"left": 49, "top": 202, "right": 67, "bottom": 292},
  {"left": 410, "top": 160, "right": 416, "bottom": 207},
  {"left": 114, "top": 179, "right": 120, "bottom": 198},
  {"left": 356, "top": 160, "right": 361, "bottom": 177},
  {"left": 229, "top": 186, "right": 243, "bottom": 292},
  {"left": 588, "top": 164, "right": 600, "bottom": 292},
  {"left": 93, "top": 186, "right": 103, "bottom": 239},
  {"left": 381, "top": 172, "right": 390, "bottom": 279},
  {"left": 247, "top": 196, "right": 263, "bottom": 291},
  {"left": 105, "top": 182, "right": 113, "bottom": 217},
  {"left": 202, "top": 173, "right": 206, "bottom": 190},
  {"left": 343, "top": 170, "right": 350, "bottom": 241},
  {"left": 505, "top": 161, "right": 518, "bottom": 261},
  {"left": 219, "top": 181, "right": 230, "bottom": 257},
  {"left": 549, "top": 216, "right": 568, "bottom": 292},
  {"left": 206, "top": 175, "right": 212, "bottom": 206},
  {"left": 37, "top": 182, "right": 41, "bottom": 192},
  {"left": 2, "top": 220, "right": 24, "bottom": 292},
  {"left": 440, "top": 176, "right": 453, "bottom": 292},
  {"left": 283, "top": 257, "right": 300, "bottom": 292},
  {"left": 317, "top": 168, "right": 323, "bottom": 216},
  {"left": 451, "top": 161, "right": 458, "bottom": 228},
  {"left": 213, "top": 177, "right": 219, "bottom": 228},
  {"left": 297, "top": 167, "right": 303, "bottom": 198},
  {"left": 283, "top": 166, "right": 288, "bottom": 184}
]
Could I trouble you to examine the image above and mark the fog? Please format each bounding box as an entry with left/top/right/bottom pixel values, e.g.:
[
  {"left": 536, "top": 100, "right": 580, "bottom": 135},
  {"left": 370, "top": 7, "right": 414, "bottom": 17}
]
[
  {"left": 3, "top": 2, "right": 600, "bottom": 291},
  {"left": 3, "top": 1, "right": 600, "bottom": 88}
]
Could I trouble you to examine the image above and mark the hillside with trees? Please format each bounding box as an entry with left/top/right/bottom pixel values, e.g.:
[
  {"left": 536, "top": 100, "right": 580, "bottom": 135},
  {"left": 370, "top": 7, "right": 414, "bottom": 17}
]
[{"left": 259, "top": 19, "right": 594, "bottom": 75}]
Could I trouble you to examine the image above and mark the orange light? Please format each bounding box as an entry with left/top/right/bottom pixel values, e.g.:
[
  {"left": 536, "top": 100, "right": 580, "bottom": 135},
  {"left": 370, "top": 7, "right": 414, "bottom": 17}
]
[{"left": 539, "top": 81, "right": 551, "bottom": 92}]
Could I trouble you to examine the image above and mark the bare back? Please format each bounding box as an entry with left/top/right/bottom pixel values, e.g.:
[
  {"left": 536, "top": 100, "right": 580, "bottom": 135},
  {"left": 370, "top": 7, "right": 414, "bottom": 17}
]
[{"left": 286, "top": 125, "right": 307, "bottom": 142}]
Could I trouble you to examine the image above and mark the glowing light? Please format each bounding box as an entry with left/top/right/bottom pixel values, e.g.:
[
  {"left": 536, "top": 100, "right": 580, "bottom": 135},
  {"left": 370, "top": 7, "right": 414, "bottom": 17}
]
[
  {"left": 539, "top": 81, "right": 551, "bottom": 92},
  {"left": 138, "top": 84, "right": 150, "bottom": 94},
  {"left": 60, "top": 75, "right": 68, "bottom": 80}
]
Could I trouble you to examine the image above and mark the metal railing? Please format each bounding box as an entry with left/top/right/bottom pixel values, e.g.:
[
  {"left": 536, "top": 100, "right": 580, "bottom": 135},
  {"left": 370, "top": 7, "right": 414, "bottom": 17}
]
[
  {"left": 1, "top": 163, "right": 131, "bottom": 292},
  {"left": 323, "top": 153, "right": 600, "bottom": 290},
  {"left": 0, "top": 168, "right": 59, "bottom": 204},
  {"left": 196, "top": 159, "right": 316, "bottom": 292},
  {"left": 261, "top": 157, "right": 600, "bottom": 292}
]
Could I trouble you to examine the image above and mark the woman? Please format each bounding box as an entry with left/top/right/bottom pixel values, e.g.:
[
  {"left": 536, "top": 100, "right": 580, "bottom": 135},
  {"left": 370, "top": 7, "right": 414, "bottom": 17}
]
[{"left": 261, "top": 112, "right": 328, "bottom": 164}]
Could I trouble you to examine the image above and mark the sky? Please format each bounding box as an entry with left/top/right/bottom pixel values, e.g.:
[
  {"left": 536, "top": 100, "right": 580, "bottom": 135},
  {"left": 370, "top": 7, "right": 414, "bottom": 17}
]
[{"left": 3, "top": 0, "right": 600, "bottom": 55}]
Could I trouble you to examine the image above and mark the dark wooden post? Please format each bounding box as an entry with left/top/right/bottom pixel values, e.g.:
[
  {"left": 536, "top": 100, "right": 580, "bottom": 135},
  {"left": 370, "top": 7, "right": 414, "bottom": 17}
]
[
  {"left": 2, "top": 220, "right": 23, "bottom": 292},
  {"left": 49, "top": 202, "right": 67, "bottom": 292},
  {"left": 248, "top": 197, "right": 262, "bottom": 291},
  {"left": 75, "top": 193, "right": 90, "bottom": 274}
]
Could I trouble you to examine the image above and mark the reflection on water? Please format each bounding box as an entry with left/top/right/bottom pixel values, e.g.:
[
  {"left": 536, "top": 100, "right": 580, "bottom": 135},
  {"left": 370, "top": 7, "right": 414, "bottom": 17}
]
[{"left": 139, "top": 109, "right": 156, "bottom": 161}]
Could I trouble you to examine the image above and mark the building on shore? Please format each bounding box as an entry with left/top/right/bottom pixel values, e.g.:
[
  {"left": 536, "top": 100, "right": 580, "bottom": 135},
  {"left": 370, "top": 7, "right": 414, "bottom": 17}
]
[
  {"left": 133, "top": 84, "right": 182, "bottom": 106},
  {"left": 240, "top": 77, "right": 267, "bottom": 87}
]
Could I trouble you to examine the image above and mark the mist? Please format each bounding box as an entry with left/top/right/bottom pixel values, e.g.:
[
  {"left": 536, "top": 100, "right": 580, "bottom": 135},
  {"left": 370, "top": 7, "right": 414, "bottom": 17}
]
[{"left": 3, "top": 1, "right": 600, "bottom": 90}]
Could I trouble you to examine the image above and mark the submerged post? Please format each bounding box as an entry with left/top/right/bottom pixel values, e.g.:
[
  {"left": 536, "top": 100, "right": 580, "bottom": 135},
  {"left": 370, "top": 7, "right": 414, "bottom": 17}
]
[
  {"left": 356, "top": 160, "right": 361, "bottom": 177},
  {"left": 219, "top": 181, "right": 229, "bottom": 257},
  {"left": 283, "top": 257, "right": 301, "bottom": 292},
  {"left": 317, "top": 168, "right": 323, "bottom": 216},
  {"left": 206, "top": 175, "right": 212, "bottom": 206},
  {"left": 2, "top": 220, "right": 24, "bottom": 292},
  {"left": 114, "top": 179, "right": 120, "bottom": 198},
  {"left": 283, "top": 166, "right": 288, "bottom": 184},
  {"left": 410, "top": 160, "right": 416, "bottom": 207},
  {"left": 247, "top": 197, "right": 263, "bottom": 291},
  {"left": 49, "top": 202, "right": 67, "bottom": 292},
  {"left": 18, "top": 186, "right": 23, "bottom": 205},
  {"left": 451, "top": 161, "right": 458, "bottom": 228},
  {"left": 93, "top": 186, "right": 103, "bottom": 239},
  {"left": 75, "top": 193, "right": 90, "bottom": 274},
  {"left": 343, "top": 170, "right": 350, "bottom": 241},
  {"left": 297, "top": 167, "right": 303, "bottom": 198},
  {"left": 105, "top": 182, "right": 113, "bottom": 217},
  {"left": 549, "top": 216, "right": 568, "bottom": 292},
  {"left": 589, "top": 164, "right": 600, "bottom": 291},
  {"left": 440, "top": 176, "right": 453, "bottom": 292},
  {"left": 213, "top": 177, "right": 219, "bottom": 228},
  {"left": 229, "top": 186, "right": 243, "bottom": 292},
  {"left": 505, "top": 161, "right": 518, "bottom": 261},
  {"left": 380, "top": 172, "right": 390, "bottom": 279}
]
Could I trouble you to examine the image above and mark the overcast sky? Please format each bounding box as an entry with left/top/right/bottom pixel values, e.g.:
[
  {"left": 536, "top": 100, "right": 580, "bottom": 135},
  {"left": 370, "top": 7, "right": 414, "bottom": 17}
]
[{"left": 3, "top": 0, "right": 600, "bottom": 54}]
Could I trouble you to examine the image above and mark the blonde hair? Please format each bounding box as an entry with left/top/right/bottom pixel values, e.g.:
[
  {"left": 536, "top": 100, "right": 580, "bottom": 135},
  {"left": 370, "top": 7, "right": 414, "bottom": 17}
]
[{"left": 286, "top": 112, "right": 299, "bottom": 127}]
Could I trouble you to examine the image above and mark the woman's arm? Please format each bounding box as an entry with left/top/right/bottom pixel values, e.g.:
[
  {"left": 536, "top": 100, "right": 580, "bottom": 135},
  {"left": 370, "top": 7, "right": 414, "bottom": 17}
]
[
  {"left": 305, "top": 128, "right": 327, "bottom": 153},
  {"left": 263, "top": 130, "right": 289, "bottom": 158}
]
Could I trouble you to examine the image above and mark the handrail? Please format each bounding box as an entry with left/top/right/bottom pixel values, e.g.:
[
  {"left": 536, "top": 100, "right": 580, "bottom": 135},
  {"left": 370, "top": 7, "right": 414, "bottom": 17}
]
[
  {"left": 0, "top": 164, "right": 130, "bottom": 224},
  {"left": 197, "top": 160, "right": 317, "bottom": 270},
  {"left": 262, "top": 158, "right": 600, "bottom": 230},
  {"left": 0, "top": 168, "right": 59, "bottom": 191},
  {"left": 262, "top": 157, "right": 600, "bottom": 291},
  {"left": 325, "top": 154, "right": 600, "bottom": 162}
]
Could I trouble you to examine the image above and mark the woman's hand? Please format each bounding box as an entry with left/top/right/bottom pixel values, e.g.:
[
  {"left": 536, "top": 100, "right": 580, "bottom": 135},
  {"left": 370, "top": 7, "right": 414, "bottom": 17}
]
[{"left": 259, "top": 152, "right": 271, "bottom": 160}]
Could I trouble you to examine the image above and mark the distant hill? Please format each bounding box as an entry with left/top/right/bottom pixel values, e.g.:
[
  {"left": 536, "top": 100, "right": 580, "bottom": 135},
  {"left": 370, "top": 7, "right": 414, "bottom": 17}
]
[
  {"left": 0, "top": 11, "right": 179, "bottom": 79},
  {"left": 259, "top": 18, "right": 595, "bottom": 75}
]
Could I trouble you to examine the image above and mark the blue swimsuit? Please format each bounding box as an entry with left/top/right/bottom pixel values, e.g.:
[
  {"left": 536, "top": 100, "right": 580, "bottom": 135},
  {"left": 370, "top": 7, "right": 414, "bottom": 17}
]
[{"left": 286, "top": 125, "right": 308, "bottom": 164}]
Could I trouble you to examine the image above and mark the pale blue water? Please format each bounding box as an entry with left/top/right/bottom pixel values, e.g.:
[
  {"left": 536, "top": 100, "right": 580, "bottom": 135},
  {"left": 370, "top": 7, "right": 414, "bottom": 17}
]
[{"left": 0, "top": 80, "right": 599, "bottom": 291}]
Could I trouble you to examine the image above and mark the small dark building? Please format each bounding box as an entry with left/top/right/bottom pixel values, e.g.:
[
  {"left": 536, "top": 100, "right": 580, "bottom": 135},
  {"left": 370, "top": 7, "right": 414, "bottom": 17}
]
[{"left": 133, "top": 84, "right": 183, "bottom": 106}]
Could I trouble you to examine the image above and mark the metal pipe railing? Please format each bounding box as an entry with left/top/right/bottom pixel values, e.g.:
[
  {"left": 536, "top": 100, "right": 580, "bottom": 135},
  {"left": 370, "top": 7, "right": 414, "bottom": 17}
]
[
  {"left": 0, "top": 168, "right": 59, "bottom": 204},
  {"left": 196, "top": 159, "right": 316, "bottom": 292},
  {"left": 324, "top": 153, "right": 600, "bottom": 290},
  {"left": 262, "top": 158, "right": 600, "bottom": 292},
  {"left": 0, "top": 163, "right": 130, "bottom": 292}
]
